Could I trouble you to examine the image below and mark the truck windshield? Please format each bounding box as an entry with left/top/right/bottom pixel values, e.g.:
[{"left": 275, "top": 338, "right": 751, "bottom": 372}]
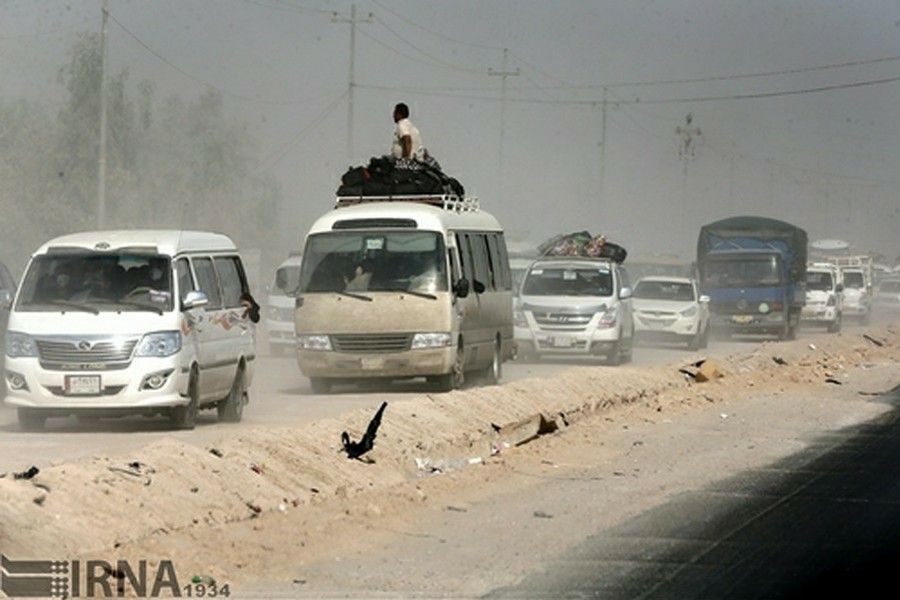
[
  {"left": 16, "top": 252, "right": 173, "bottom": 312},
  {"left": 299, "top": 231, "right": 448, "bottom": 294},
  {"left": 807, "top": 271, "right": 834, "bottom": 291},
  {"left": 701, "top": 256, "right": 781, "bottom": 288},
  {"left": 522, "top": 266, "right": 614, "bottom": 297},
  {"left": 842, "top": 271, "right": 864, "bottom": 289}
]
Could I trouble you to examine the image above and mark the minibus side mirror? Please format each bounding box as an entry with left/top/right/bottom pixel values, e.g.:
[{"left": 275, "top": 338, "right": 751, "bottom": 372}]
[
  {"left": 472, "top": 279, "right": 486, "bottom": 294},
  {"left": 454, "top": 278, "right": 470, "bottom": 298},
  {"left": 182, "top": 290, "right": 209, "bottom": 310}
]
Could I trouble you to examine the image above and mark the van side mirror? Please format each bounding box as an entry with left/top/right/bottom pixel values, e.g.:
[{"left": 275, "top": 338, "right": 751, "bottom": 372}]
[
  {"left": 619, "top": 286, "right": 632, "bottom": 300},
  {"left": 699, "top": 294, "right": 711, "bottom": 303},
  {"left": 182, "top": 290, "right": 209, "bottom": 310},
  {"left": 454, "top": 278, "right": 470, "bottom": 298}
]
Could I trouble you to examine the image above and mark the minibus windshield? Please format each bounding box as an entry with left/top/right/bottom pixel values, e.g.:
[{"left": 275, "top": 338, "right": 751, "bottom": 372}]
[
  {"left": 300, "top": 231, "right": 447, "bottom": 294},
  {"left": 17, "top": 252, "right": 174, "bottom": 312}
]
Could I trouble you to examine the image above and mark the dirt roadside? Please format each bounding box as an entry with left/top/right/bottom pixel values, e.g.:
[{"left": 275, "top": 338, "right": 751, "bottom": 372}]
[{"left": 1, "top": 325, "right": 898, "bottom": 598}]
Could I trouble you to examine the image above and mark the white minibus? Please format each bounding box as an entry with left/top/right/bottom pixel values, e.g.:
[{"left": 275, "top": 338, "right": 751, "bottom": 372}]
[
  {"left": 4, "top": 230, "right": 256, "bottom": 430},
  {"left": 278, "top": 196, "right": 513, "bottom": 393}
]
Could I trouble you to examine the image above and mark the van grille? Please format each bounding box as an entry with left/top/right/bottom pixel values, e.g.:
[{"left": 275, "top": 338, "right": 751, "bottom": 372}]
[
  {"left": 331, "top": 334, "right": 412, "bottom": 354},
  {"left": 37, "top": 336, "right": 139, "bottom": 370}
]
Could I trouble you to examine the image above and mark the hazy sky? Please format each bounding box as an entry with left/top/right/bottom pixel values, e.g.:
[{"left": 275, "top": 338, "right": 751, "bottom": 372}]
[{"left": 3, "top": 0, "right": 900, "bottom": 260}]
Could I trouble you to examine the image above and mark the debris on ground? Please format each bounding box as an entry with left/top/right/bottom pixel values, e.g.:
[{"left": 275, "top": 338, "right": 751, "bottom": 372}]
[
  {"left": 342, "top": 401, "right": 388, "bottom": 461},
  {"left": 863, "top": 333, "right": 884, "bottom": 347},
  {"left": 13, "top": 466, "right": 40, "bottom": 480},
  {"left": 679, "top": 359, "right": 723, "bottom": 382}
]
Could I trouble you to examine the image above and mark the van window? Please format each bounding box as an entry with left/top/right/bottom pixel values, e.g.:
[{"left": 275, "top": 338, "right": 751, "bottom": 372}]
[
  {"left": 456, "top": 233, "right": 474, "bottom": 283},
  {"left": 176, "top": 258, "right": 194, "bottom": 300},
  {"left": 192, "top": 257, "right": 222, "bottom": 309},
  {"left": 215, "top": 256, "right": 244, "bottom": 308}
]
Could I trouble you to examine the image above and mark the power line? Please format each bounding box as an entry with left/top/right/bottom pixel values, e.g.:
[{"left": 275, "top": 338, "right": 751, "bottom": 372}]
[
  {"left": 369, "top": 0, "right": 504, "bottom": 52},
  {"left": 370, "top": 14, "right": 484, "bottom": 75}
]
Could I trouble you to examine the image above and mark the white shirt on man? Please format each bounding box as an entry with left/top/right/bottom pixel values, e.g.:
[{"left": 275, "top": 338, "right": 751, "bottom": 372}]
[{"left": 391, "top": 118, "right": 424, "bottom": 161}]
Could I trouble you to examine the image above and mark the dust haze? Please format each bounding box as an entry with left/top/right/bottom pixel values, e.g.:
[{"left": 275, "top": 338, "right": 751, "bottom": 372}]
[{"left": 2, "top": 0, "right": 900, "bottom": 282}]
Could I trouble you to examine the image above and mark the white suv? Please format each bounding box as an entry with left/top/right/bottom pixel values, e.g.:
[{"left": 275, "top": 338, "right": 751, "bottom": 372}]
[
  {"left": 632, "top": 276, "right": 710, "bottom": 350},
  {"left": 514, "top": 257, "right": 633, "bottom": 364}
]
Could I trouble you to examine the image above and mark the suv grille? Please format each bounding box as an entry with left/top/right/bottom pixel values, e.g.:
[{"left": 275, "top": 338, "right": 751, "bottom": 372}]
[{"left": 331, "top": 334, "right": 412, "bottom": 354}]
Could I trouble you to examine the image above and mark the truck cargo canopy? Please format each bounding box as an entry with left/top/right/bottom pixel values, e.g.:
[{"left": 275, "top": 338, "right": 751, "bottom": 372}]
[{"left": 697, "top": 216, "right": 808, "bottom": 281}]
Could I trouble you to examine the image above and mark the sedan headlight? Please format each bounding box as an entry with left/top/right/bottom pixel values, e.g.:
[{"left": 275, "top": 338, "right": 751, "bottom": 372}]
[
  {"left": 411, "top": 332, "right": 452, "bottom": 349},
  {"left": 298, "top": 334, "right": 332, "bottom": 351},
  {"left": 6, "top": 331, "right": 38, "bottom": 358},
  {"left": 136, "top": 331, "right": 182, "bottom": 357},
  {"left": 680, "top": 305, "right": 698, "bottom": 318}
]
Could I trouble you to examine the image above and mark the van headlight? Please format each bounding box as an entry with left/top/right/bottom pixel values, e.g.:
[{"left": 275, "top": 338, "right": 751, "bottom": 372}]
[
  {"left": 298, "top": 334, "right": 332, "bottom": 351},
  {"left": 411, "top": 332, "right": 451, "bottom": 349},
  {"left": 597, "top": 305, "right": 619, "bottom": 329},
  {"left": 136, "top": 331, "right": 182, "bottom": 357},
  {"left": 6, "top": 331, "right": 38, "bottom": 358}
]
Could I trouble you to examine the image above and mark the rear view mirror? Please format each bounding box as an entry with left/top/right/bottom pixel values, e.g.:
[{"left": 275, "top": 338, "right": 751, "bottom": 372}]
[{"left": 454, "top": 278, "right": 470, "bottom": 298}]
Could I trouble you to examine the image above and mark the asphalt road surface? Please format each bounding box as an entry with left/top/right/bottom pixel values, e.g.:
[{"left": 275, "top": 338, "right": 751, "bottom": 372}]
[{"left": 488, "top": 387, "right": 900, "bottom": 599}]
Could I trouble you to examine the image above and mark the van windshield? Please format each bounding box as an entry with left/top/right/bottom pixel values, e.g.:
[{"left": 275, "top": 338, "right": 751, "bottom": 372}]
[
  {"left": 17, "top": 252, "right": 174, "bottom": 312},
  {"left": 522, "top": 266, "right": 614, "bottom": 297},
  {"left": 299, "top": 231, "right": 448, "bottom": 294},
  {"left": 842, "top": 271, "right": 865, "bottom": 289},
  {"left": 807, "top": 271, "right": 834, "bottom": 291},
  {"left": 271, "top": 265, "right": 301, "bottom": 296}
]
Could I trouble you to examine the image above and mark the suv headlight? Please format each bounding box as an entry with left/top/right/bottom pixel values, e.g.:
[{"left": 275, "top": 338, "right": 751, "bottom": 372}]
[
  {"left": 6, "top": 331, "right": 38, "bottom": 358},
  {"left": 136, "top": 331, "right": 182, "bottom": 357},
  {"left": 298, "top": 334, "right": 332, "bottom": 351},
  {"left": 680, "top": 305, "right": 698, "bottom": 318},
  {"left": 411, "top": 332, "right": 451, "bottom": 349},
  {"left": 597, "top": 305, "right": 619, "bottom": 328}
]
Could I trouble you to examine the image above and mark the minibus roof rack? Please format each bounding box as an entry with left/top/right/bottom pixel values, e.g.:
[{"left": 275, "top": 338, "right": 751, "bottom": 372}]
[{"left": 334, "top": 194, "right": 479, "bottom": 213}]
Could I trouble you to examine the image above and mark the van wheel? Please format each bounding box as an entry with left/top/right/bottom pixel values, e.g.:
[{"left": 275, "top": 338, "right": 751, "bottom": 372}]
[
  {"left": 171, "top": 371, "right": 199, "bottom": 430},
  {"left": 607, "top": 341, "right": 622, "bottom": 366},
  {"left": 310, "top": 377, "right": 332, "bottom": 394},
  {"left": 700, "top": 325, "right": 710, "bottom": 349},
  {"left": 436, "top": 345, "right": 464, "bottom": 392},
  {"left": 18, "top": 409, "right": 46, "bottom": 432},
  {"left": 481, "top": 340, "right": 502, "bottom": 385},
  {"left": 217, "top": 366, "right": 245, "bottom": 423}
]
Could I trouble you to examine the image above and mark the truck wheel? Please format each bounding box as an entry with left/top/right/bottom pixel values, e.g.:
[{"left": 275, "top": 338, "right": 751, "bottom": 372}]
[{"left": 827, "top": 313, "right": 842, "bottom": 333}]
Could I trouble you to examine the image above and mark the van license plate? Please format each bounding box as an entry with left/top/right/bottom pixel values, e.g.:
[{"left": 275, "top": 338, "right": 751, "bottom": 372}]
[
  {"left": 550, "top": 336, "right": 573, "bottom": 348},
  {"left": 361, "top": 358, "right": 384, "bottom": 370},
  {"left": 65, "top": 375, "right": 101, "bottom": 395}
]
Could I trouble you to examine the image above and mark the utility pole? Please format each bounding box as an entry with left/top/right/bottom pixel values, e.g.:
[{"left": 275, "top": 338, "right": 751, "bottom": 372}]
[
  {"left": 332, "top": 4, "right": 372, "bottom": 162},
  {"left": 97, "top": 0, "right": 109, "bottom": 228},
  {"left": 488, "top": 48, "right": 519, "bottom": 191},
  {"left": 598, "top": 87, "right": 609, "bottom": 220}
]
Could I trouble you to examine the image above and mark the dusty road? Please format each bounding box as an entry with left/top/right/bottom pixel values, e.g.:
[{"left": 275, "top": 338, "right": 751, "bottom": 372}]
[{"left": 0, "top": 324, "right": 858, "bottom": 473}]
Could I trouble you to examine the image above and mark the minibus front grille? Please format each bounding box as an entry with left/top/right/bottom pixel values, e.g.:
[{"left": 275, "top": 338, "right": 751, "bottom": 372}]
[
  {"left": 37, "top": 337, "right": 140, "bottom": 370},
  {"left": 331, "top": 334, "right": 413, "bottom": 353}
]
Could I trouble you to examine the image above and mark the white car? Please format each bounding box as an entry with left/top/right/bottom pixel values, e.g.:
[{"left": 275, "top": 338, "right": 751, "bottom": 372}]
[
  {"left": 632, "top": 276, "right": 710, "bottom": 350},
  {"left": 873, "top": 277, "right": 900, "bottom": 317}
]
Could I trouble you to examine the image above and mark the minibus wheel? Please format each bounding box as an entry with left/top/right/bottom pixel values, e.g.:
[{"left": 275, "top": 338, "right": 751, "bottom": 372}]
[
  {"left": 18, "top": 408, "right": 46, "bottom": 432},
  {"left": 171, "top": 370, "right": 199, "bottom": 430},
  {"left": 481, "top": 340, "right": 502, "bottom": 385},
  {"left": 436, "top": 345, "right": 464, "bottom": 391},
  {"left": 217, "top": 366, "right": 245, "bottom": 422}
]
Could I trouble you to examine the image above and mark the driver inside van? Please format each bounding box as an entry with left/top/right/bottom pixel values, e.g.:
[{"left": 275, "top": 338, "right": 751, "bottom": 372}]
[{"left": 345, "top": 261, "right": 373, "bottom": 292}]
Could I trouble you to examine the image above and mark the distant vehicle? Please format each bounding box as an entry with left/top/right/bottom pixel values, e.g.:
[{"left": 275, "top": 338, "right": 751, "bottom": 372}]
[
  {"left": 872, "top": 277, "right": 900, "bottom": 316},
  {"left": 697, "top": 216, "right": 807, "bottom": 340},
  {"left": 509, "top": 255, "right": 536, "bottom": 296},
  {"left": 4, "top": 230, "right": 256, "bottom": 431},
  {"left": 0, "top": 258, "right": 16, "bottom": 336},
  {"left": 265, "top": 254, "right": 302, "bottom": 356},
  {"left": 281, "top": 195, "right": 514, "bottom": 393},
  {"left": 514, "top": 256, "right": 634, "bottom": 365},
  {"left": 801, "top": 263, "right": 844, "bottom": 333},
  {"left": 632, "top": 276, "right": 710, "bottom": 350},
  {"left": 624, "top": 255, "right": 695, "bottom": 283},
  {"left": 839, "top": 267, "right": 872, "bottom": 324}
]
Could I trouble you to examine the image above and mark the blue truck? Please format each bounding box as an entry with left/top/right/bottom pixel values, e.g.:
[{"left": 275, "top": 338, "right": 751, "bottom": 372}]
[{"left": 697, "top": 216, "right": 808, "bottom": 340}]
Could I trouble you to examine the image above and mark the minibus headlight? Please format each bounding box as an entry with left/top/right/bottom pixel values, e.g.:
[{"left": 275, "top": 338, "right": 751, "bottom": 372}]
[
  {"left": 298, "top": 334, "right": 332, "bottom": 351},
  {"left": 6, "top": 332, "right": 38, "bottom": 358},
  {"left": 411, "top": 333, "right": 452, "bottom": 349},
  {"left": 136, "top": 331, "right": 182, "bottom": 357}
]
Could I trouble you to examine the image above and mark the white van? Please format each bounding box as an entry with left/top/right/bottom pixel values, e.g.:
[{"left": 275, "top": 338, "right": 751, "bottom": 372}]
[
  {"left": 265, "top": 253, "right": 302, "bottom": 356},
  {"left": 281, "top": 195, "right": 514, "bottom": 393},
  {"left": 3, "top": 230, "right": 256, "bottom": 431},
  {"left": 514, "top": 256, "right": 634, "bottom": 364},
  {"left": 801, "top": 262, "right": 844, "bottom": 332}
]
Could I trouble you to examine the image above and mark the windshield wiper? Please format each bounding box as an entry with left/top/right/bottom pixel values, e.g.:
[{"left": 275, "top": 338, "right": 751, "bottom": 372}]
[
  {"left": 391, "top": 288, "right": 437, "bottom": 300},
  {"left": 337, "top": 290, "right": 373, "bottom": 302},
  {"left": 115, "top": 300, "right": 165, "bottom": 315},
  {"left": 47, "top": 300, "right": 100, "bottom": 315}
]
